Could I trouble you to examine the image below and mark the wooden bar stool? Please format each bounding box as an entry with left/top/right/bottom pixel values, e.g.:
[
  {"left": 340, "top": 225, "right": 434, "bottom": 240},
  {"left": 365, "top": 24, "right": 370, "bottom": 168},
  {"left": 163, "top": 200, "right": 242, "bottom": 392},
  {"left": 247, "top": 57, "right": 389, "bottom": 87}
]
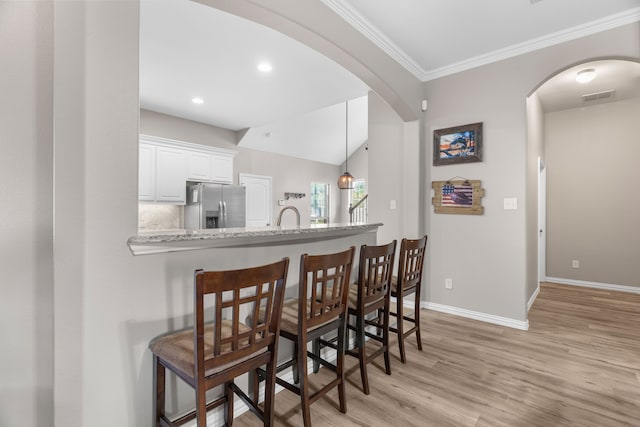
[
  {"left": 149, "top": 258, "right": 289, "bottom": 427},
  {"left": 345, "top": 240, "right": 397, "bottom": 394},
  {"left": 258, "top": 247, "right": 355, "bottom": 427},
  {"left": 389, "top": 235, "right": 427, "bottom": 363}
]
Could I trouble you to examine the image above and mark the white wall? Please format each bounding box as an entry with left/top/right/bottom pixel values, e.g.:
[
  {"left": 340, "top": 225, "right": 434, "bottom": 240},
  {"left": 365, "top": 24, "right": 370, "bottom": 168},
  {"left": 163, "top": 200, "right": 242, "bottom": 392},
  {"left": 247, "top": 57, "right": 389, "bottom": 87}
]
[
  {"left": 0, "top": 2, "right": 53, "bottom": 426},
  {"left": 546, "top": 97, "right": 640, "bottom": 287}
]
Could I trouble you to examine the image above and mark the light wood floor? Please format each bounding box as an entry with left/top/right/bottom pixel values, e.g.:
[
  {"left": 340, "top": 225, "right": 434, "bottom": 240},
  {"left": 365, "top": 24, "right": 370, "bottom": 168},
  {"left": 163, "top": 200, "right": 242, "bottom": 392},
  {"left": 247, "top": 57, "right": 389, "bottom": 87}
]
[{"left": 234, "top": 282, "right": 640, "bottom": 426}]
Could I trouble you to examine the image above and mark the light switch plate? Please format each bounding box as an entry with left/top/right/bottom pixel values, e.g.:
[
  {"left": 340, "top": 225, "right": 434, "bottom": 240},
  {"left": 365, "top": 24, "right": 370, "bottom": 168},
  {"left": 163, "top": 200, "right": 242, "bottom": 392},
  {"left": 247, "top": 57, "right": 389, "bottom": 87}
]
[
  {"left": 390, "top": 200, "right": 397, "bottom": 210},
  {"left": 503, "top": 197, "right": 518, "bottom": 210}
]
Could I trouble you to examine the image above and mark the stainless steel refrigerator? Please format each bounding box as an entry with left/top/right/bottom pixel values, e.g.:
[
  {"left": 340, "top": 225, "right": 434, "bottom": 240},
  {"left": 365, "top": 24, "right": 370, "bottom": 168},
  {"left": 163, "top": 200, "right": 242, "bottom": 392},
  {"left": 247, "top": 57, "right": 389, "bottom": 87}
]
[{"left": 184, "top": 183, "right": 246, "bottom": 229}]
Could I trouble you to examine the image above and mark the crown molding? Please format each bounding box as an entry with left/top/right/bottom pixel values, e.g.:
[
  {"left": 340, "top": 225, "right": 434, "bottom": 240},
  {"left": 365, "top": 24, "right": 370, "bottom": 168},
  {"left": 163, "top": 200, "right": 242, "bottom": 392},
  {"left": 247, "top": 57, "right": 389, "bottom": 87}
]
[
  {"left": 321, "top": 0, "right": 427, "bottom": 80},
  {"left": 323, "top": 1, "right": 640, "bottom": 82},
  {"left": 423, "top": 7, "right": 640, "bottom": 81}
]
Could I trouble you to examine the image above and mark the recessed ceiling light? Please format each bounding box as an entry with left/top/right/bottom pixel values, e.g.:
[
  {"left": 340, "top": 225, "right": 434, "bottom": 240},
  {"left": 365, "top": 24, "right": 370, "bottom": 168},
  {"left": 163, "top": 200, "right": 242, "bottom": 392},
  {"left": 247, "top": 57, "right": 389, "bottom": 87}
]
[
  {"left": 576, "top": 69, "right": 596, "bottom": 84},
  {"left": 257, "top": 62, "right": 272, "bottom": 73},
  {"left": 192, "top": 97, "right": 204, "bottom": 104}
]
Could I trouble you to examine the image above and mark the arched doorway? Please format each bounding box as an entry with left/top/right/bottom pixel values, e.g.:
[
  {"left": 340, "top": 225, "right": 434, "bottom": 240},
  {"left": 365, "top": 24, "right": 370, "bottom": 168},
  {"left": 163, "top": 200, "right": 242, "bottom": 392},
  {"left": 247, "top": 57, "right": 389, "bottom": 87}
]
[{"left": 528, "top": 58, "right": 640, "bottom": 303}]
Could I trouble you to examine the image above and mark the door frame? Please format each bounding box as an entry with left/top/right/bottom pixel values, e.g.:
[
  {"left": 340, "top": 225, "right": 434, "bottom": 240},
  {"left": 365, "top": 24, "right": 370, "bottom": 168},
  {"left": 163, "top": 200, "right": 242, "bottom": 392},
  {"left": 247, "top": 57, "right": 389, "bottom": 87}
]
[
  {"left": 239, "top": 173, "right": 273, "bottom": 226},
  {"left": 538, "top": 157, "right": 547, "bottom": 284}
]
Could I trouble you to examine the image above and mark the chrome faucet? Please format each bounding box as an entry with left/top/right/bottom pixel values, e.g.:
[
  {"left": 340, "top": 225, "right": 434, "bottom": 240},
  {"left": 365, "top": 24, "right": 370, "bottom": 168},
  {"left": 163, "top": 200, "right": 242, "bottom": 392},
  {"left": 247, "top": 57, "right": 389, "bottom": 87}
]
[{"left": 276, "top": 205, "right": 300, "bottom": 226}]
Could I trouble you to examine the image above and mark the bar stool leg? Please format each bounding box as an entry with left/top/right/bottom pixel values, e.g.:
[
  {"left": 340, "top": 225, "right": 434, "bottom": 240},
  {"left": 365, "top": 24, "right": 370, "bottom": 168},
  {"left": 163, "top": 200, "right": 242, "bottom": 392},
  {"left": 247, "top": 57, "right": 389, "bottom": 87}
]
[
  {"left": 312, "top": 338, "right": 320, "bottom": 373},
  {"left": 298, "top": 335, "right": 312, "bottom": 427},
  {"left": 356, "top": 314, "right": 370, "bottom": 394},
  {"left": 153, "top": 356, "right": 165, "bottom": 427},
  {"left": 292, "top": 340, "right": 300, "bottom": 384},
  {"left": 397, "top": 296, "right": 407, "bottom": 363},
  {"left": 414, "top": 291, "right": 423, "bottom": 351},
  {"left": 337, "top": 320, "right": 347, "bottom": 413},
  {"left": 383, "top": 302, "right": 392, "bottom": 375},
  {"left": 224, "top": 381, "right": 234, "bottom": 426}
]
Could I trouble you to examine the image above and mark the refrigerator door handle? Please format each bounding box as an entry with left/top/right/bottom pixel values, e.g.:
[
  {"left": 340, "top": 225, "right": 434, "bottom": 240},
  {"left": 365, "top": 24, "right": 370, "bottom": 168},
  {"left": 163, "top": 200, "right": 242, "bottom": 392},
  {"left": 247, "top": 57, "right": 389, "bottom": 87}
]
[
  {"left": 218, "top": 201, "right": 225, "bottom": 228},
  {"left": 222, "top": 201, "right": 228, "bottom": 227}
]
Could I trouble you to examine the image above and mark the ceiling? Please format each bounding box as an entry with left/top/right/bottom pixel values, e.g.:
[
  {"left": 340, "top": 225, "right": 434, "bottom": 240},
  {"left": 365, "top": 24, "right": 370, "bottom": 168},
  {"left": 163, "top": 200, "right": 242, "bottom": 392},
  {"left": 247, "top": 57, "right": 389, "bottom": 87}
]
[
  {"left": 536, "top": 60, "right": 640, "bottom": 112},
  {"left": 139, "top": 0, "right": 640, "bottom": 164}
]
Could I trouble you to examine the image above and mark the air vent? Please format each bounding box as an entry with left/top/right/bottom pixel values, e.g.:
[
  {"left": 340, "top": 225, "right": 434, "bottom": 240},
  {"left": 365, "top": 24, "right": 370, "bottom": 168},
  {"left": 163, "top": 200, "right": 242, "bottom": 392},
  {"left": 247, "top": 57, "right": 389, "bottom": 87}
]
[{"left": 582, "top": 90, "right": 615, "bottom": 102}]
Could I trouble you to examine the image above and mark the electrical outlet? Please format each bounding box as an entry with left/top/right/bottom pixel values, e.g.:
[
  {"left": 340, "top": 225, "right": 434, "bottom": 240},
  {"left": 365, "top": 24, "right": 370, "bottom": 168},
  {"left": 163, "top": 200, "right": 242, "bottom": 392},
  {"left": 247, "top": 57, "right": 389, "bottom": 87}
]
[
  {"left": 445, "top": 278, "right": 453, "bottom": 289},
  {"left": 390, "top": 200, "right": 397, "bottom": 210},
  {"left": 572, "top": 260, "right": 580, "bottom": 269}
]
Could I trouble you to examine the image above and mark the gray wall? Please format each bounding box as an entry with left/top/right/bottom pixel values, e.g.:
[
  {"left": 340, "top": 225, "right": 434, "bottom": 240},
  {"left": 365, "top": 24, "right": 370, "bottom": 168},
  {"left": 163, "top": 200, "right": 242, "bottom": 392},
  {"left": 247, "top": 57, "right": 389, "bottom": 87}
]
[
  {"left": 546, "top": 97, "right": 640, "bottom": 287},
  {"left": 0, "top": 2, "right": 53, "bottom": 426},
  {"left": 423, "top": 22, "right": 640, "bottom": 323},
  {"left": 5, "top": 0, "right": 640, "bottom": 425},
  {"left": 47, "top": 2, "right": 417, "bottom": 426},
  {"left": 367, "top": 93, "right": 406, "bottom": 245},
  {"left": 140, "top": 109, "right": 341, "bottom": 226}
]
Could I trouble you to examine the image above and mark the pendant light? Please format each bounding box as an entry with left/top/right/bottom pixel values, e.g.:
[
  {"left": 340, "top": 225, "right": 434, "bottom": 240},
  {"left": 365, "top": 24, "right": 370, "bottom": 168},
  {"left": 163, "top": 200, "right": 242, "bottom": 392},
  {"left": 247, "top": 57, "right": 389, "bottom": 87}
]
[{"left": 337, "top": 100, "right": 354, "bottom": 190}]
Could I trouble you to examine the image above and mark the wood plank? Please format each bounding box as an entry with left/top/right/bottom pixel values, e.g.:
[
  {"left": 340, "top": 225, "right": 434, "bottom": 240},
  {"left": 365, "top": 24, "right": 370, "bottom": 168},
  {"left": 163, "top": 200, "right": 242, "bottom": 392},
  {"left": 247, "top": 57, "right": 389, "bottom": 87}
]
[{"left": 234, "top": 282, "right": 640, "bottom": 426}]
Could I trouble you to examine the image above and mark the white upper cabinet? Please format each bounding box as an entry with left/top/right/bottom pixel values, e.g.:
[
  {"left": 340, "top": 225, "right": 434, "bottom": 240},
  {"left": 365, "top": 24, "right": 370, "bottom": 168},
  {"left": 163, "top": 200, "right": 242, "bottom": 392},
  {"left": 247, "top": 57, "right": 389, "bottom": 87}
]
[
  {"left": 187, "top": 150, "right": 234, "bottom": 184},
  {"left": 211, "top": 155, "right": 233, "bottom": 184},
  {"left": 187, "top": 151, "right": 213, "bottom": 181},
  {"left": 154, "top": 145, "right": 188, "bottom": 203},
  {"left": 138, "top": 143, "right": 155, "bottom": 201},
  {"left": 139, "top": 135, "right": 237, "bottom": 204}
]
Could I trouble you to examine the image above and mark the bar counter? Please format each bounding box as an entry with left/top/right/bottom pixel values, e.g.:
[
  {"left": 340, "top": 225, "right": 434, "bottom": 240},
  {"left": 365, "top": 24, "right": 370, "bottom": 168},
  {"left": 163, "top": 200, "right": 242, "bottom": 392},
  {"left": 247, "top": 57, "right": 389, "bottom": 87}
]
[{"left": 127, "top": 222, "right": 382, "bottom": 255}]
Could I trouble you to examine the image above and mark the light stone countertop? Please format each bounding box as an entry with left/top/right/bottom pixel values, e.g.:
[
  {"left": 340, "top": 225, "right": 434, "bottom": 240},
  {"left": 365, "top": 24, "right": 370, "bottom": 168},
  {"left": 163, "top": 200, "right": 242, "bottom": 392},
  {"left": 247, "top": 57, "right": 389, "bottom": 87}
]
[{"left": 127, "top": 222, "right": 382, "bottom": 255}]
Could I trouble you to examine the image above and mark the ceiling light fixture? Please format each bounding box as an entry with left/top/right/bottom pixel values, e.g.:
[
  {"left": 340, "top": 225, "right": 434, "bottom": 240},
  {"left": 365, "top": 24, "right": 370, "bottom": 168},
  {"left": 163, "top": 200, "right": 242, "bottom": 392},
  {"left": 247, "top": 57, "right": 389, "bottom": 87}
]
[
  {"left": 257, "top": 62, "right": 272, "bottom": 72},
  {"left": 576, "top": 68, "right": 596, "bottom": 84},
  {"left": 191, "top": 97, "right": 204, "bottom": 104},
  {"left": 337, "top": 100, "right": 354, "bottom": 190}
]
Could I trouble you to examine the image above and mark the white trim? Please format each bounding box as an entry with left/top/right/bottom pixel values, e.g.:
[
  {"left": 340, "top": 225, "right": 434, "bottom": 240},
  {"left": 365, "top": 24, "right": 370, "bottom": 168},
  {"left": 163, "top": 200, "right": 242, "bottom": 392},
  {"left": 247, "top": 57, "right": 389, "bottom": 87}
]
[
  {"left": 423, "top": 7, "right": 640, "bottom": 81},
  {"left": 321, "top": 0, "right": 426, "bottom": 79},
  {"left": 527, "top": 285, "right": 540, "bottom": 312},
  {"left": 322, "top": 1, "right": 640, "bottom": 82},
  {"left": 140, "top": 134, "right": 238, "bottom": 157},
  {"left": 391, "top": 296, "right": 529, "bottom": 330},
  {"left": 546, "top": 277, "right": 640, "bottom": 294},
  {"left": 422, "top": 301, "right": 529, "bottom": 331}
]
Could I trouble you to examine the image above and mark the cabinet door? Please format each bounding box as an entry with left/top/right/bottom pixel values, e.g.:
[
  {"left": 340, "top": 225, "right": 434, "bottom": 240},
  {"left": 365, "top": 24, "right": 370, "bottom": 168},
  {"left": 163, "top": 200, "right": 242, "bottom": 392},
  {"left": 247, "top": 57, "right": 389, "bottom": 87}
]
[
  {"left": 155, "top": 146, "right": 187, "bottom": 203},
  {"left": 239, "top": 174, "right": 272, "bottom": 226},
  {"left": 211, "top": 154, "right": 233, "bottom": 184},
  {"left": 138, "top": 143, "right": 155, "bottom": 201},
  {"left": 187, "top": 151, "right": 212, "bottom": 181}
]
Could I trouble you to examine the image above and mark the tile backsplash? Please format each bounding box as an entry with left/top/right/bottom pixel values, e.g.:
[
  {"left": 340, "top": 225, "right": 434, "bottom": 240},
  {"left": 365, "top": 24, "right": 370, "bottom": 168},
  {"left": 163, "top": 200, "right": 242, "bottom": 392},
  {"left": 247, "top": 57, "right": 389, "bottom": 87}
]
[{"left": 138, "top": 204, "right": 183, "bottom": 230}]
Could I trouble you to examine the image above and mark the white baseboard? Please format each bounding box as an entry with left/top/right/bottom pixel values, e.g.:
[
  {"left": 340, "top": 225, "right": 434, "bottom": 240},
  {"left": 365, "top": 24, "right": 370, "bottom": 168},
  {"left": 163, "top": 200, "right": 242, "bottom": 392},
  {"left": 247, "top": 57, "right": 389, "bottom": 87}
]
[
  {"left": 422, "top": 301, "right": 529, "bottom": 331},
  {"left": 527, "top": 285, "right": 540, "bottom": 312},
  {"left": 545, "top": 277, "right": 640, "bottom": 294}
]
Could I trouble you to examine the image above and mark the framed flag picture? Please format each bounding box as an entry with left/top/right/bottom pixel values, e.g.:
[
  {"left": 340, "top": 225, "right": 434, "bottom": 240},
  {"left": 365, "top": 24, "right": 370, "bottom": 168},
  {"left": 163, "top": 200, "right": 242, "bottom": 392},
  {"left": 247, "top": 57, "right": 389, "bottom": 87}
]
[
  {"left": 431, "top": 179, "right": 484, "bottom": 215},
  {"left": 433, "top": 122, "right": 482, "bottom": 166}
]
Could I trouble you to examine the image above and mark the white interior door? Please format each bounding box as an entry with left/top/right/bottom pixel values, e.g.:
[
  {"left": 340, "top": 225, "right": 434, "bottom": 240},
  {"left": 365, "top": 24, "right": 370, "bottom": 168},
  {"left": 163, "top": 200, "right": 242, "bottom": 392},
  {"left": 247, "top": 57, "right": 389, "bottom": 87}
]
[
  {"left": 538, "top": 158, "right": 547, "bottom": 283},
  {"left": 239, "top": 173, "right": 272, "bottom": 227}
]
